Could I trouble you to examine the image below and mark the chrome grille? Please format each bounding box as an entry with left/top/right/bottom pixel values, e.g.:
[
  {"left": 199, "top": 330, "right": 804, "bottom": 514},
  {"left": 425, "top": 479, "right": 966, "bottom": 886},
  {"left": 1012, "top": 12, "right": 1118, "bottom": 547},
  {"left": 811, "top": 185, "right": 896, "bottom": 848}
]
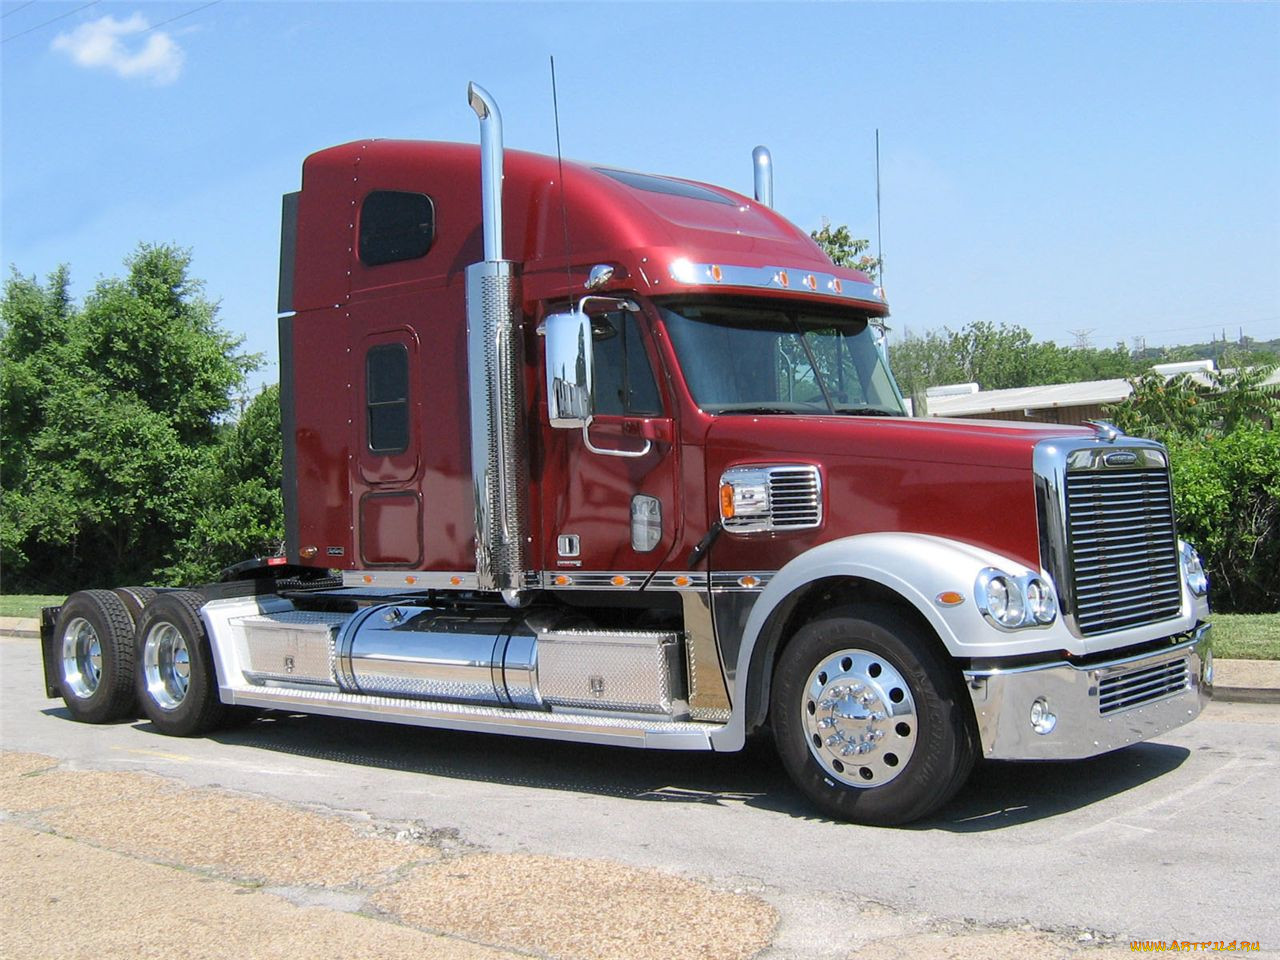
[
  {"left": 766, "top": 466, "right": 822, "bottom": 528},
  {"left": 1066, "top": 467, "right": 1181, "bottom": 635},
  {"left": 1098, "top": 657, "right": 1190, "bottom": 716}
]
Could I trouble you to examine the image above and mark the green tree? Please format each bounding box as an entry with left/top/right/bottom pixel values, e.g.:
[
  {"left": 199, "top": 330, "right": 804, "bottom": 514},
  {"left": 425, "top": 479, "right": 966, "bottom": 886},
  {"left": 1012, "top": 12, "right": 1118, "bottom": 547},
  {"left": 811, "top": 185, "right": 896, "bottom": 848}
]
[
  {"left": 887, "top": 320, "right": 1140, "bottom": 397},
  {"left": 163, "top": 385, "right": 284, "bottom": 585},
  {"left": 811, "top": 220, "right": 881, "bottom": 282},
  {"left": 1, "top": 245, "right": 260, "bottom": 592}
]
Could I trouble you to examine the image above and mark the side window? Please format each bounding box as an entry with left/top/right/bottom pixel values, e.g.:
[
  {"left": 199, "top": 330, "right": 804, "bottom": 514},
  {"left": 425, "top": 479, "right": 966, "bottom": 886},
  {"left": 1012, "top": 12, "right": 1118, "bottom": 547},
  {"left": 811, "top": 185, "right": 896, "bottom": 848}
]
[
  {"left": 591, "top": 312, "right": 662, "bottom": 416},
  {"left": 359, "top": 191, "right": 435, "bottom": 266},
  {"left": 366, "top": 344, "right": 409, "bottom": 453}
]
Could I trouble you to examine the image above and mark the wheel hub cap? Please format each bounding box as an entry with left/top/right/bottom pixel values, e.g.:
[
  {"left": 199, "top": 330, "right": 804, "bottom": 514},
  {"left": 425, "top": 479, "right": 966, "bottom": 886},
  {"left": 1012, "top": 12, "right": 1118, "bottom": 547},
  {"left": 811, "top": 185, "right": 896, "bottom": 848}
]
[
  {"left": 802, "top": 649, "right": 918, "bottom": 788},
  {"left": 144, "top": 623, "right": 190, "bottom": 710},
  {"left": 61, "top": 617, "right": 102, "bottom": 699}
]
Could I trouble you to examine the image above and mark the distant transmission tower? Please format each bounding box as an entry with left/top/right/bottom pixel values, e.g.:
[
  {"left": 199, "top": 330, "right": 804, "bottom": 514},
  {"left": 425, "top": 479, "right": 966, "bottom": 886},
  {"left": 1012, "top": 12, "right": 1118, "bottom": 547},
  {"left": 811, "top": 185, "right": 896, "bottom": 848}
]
[{"left": 1068, "top": 328, "right": 1094, "bottom": 350}]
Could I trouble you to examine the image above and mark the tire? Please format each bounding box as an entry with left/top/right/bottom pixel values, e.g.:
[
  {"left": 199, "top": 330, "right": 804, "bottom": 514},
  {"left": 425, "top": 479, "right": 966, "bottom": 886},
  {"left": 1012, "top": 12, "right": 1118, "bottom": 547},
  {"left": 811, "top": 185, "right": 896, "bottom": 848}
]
[
  {"left": 770, "top": 604, "right": 977, "bottom": 825},
  {"left": 113, "top": 586, "right": 158, "bottom": 624},
  {"left": 134, "top": 591, "right": 230, "bottom": 737},
  {"left": 53, "top": 590, "right": 139, "bottom": 723}
]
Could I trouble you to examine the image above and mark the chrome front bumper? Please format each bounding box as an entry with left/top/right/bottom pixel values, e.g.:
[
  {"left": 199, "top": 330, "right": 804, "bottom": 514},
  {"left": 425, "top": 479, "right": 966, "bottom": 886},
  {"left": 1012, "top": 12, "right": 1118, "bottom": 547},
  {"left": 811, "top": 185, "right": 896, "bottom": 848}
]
[{"left": 963, "top": 623, "right": 1212, "bottom": 760}]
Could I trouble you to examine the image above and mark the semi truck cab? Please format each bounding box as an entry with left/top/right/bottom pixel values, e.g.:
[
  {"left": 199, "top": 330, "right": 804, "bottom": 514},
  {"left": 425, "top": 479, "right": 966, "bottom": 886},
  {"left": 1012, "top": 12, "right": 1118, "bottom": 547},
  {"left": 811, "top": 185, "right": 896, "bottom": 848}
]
[{"left": 44, "top": 83, "right": 1212, "bottom": 825}]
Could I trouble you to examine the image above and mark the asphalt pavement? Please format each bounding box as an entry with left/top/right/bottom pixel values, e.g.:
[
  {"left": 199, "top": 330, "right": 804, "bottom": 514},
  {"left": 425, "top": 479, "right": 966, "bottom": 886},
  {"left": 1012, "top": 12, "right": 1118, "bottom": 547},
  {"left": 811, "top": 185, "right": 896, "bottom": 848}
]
[{"left": 3, "top": 625, "right": 1277, "bottom": 959}]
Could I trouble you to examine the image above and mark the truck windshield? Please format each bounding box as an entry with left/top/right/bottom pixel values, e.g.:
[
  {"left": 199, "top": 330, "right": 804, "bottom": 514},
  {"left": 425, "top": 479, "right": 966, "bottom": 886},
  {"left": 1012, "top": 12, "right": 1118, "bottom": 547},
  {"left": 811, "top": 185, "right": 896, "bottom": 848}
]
[{"left": 657, "top": 301, "right": 906, "bottom": 416}]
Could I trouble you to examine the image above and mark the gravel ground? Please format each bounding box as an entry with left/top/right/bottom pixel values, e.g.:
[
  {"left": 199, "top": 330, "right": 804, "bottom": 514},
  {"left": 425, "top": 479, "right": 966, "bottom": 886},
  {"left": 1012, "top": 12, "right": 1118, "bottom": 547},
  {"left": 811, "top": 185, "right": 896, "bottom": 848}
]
[{"left": 0, "top": 751, "right": 777, "bottom": 960}]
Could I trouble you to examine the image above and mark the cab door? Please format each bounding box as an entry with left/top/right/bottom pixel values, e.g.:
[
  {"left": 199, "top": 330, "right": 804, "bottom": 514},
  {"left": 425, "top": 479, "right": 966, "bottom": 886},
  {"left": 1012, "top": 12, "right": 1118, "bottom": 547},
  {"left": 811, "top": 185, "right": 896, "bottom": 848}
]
[{"left": 540, "top": 306, "right": 682, "bottom": 578}]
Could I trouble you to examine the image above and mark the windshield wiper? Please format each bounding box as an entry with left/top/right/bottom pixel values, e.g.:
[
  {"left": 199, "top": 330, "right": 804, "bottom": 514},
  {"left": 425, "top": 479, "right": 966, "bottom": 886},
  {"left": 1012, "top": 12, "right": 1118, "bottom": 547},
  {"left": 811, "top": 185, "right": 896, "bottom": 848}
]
[
  {"left": 833, "top": 406, "right": 899, "bottom": 417},
  {"left": 715, "top": 406, "right": 800, "bottom": 415}
]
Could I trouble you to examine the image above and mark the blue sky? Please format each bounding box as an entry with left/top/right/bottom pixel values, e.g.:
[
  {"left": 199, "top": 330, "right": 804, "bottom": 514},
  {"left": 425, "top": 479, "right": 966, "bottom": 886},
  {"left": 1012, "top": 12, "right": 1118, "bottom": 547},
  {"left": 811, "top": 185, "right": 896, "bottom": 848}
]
[{"left": 3, "top": 1, "right": 1278, "bottom": 393}]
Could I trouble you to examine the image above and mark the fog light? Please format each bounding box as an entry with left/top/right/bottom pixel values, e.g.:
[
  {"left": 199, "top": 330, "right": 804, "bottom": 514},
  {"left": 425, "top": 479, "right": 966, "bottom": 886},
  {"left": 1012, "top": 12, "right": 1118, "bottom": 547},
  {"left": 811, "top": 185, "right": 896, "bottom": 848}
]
[{"left": 1029, "top": 697, "right": 1057, "bottom": 735}]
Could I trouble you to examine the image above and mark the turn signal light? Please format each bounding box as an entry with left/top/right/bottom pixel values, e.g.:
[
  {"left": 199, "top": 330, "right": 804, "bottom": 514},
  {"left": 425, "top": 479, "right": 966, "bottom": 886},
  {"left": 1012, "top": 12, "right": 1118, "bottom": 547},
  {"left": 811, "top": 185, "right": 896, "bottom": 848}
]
[{"left": 720, "top": 483, "right": 736, "bottom": 519}]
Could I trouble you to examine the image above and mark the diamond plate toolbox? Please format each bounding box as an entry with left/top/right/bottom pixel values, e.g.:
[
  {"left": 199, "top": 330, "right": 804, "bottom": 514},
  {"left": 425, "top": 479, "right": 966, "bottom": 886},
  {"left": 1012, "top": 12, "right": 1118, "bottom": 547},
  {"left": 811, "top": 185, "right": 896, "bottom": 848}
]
[
  {"left": 235, "top": 611, "right": 347, "bottom": 687},
  {"left": 536, "top": 629, "right": 686, "bottom": 717}
]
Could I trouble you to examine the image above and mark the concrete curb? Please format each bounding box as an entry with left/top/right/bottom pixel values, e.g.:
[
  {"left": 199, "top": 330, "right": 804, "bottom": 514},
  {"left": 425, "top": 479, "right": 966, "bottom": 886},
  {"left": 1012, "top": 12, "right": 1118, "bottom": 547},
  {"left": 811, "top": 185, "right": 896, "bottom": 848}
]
[{"left": 3, "top": 617, "right": 1276, "bottom": 702}]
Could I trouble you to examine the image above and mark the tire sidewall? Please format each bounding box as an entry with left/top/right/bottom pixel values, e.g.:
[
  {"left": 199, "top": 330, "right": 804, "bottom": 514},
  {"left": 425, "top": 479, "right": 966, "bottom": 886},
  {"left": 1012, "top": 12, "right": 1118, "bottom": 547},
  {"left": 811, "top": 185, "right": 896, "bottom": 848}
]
[
  {"left": 54, "top": 590, "right": 136, "bottom": 724},
  {"left": 134, "top": 593, "right": 221, "bottom": 736},
  {"left": 771, "top": 606, "right": 970, "bottom": 825}
]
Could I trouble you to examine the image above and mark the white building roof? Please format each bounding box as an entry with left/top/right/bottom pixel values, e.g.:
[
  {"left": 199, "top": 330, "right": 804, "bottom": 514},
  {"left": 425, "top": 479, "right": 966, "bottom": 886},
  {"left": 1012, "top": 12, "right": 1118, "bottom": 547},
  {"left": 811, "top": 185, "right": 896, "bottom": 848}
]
[{"left": 923, "top": 365, "right": 1278, "bottom": 418}]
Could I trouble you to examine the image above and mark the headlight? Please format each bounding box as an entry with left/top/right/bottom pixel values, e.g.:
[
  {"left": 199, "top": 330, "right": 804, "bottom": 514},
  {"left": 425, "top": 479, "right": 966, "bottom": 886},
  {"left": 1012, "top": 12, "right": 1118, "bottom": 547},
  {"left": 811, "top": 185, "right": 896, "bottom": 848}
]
[
  {"left": 1025, "top": 578, "right": 1057, "bottom": 625},
  {"left": 975, "top": 568, "right": 1057, "bottom": 630},
  {"left": 1180, "top": 541, "right": 1209, "bottom": 597}
]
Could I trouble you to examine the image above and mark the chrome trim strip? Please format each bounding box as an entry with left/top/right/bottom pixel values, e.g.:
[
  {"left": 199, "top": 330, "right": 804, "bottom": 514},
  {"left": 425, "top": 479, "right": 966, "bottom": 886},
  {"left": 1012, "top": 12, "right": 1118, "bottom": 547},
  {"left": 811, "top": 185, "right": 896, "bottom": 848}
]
[
  {"left": 343, "top": 570, "right": 481, "bottom": 590},
  {"left": 225, "top": 683, "right": 720, "bottom": 750},
  {"left": 667, "top": 259, "right": 885, "bottom": 306}
]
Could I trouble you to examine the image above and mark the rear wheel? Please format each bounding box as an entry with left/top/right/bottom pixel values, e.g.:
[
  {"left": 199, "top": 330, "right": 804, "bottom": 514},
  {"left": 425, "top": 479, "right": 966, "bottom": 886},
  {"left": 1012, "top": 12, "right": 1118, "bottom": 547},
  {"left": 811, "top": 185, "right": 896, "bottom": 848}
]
[
  {"left": 771, "top": 604, "right": 976, "bottom": 825},
  {"left": 54, "top": 590, "right": 138, "bottom": 723},
  {"left": 135, "top": 591, "right": 230, "bottom": 736}
]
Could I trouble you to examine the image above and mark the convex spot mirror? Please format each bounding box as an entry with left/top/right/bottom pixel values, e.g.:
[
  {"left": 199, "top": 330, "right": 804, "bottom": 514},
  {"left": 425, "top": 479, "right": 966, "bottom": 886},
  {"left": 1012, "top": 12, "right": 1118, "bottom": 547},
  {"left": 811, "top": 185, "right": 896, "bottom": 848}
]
[{"left": 544, "top": 309, "right": 594, "bottom": 428}]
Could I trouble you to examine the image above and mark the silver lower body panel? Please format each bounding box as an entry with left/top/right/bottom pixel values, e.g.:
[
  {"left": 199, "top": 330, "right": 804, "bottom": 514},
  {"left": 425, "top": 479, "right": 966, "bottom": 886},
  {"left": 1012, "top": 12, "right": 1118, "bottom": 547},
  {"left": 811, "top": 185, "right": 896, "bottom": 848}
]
[
  {"left": 225, "top": 683, "right": 719, "bottom": 750},
  {"left": 964, "top": 623, "right": 1212, "bottom": 760}
]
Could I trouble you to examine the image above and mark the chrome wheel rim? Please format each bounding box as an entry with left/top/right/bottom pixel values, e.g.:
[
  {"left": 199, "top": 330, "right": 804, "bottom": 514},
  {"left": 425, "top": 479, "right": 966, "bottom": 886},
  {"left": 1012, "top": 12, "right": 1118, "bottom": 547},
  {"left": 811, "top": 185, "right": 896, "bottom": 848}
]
[
  {"left": 802, "top": 648, "right": 918, "bottom": 788},
  {"left": 143, "top": 622, "right": 190, "bottom": 710},
  {"left": 61, "top": 617, "right": 102, "bottom": 699}
]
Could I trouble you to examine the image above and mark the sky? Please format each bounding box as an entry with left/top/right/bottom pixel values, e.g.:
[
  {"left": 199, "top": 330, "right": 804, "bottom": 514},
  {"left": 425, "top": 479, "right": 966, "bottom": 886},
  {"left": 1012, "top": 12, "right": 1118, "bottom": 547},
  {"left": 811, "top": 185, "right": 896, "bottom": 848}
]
[{"left": 3, "top": 1, "right": 1278, "bottom": 394}]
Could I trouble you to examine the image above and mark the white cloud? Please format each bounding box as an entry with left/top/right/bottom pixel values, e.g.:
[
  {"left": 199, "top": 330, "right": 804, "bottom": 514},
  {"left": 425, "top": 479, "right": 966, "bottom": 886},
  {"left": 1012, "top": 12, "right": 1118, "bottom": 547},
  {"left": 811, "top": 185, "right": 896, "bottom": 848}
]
[{"left": 51, "top": 13, "right": 184, "bottom": 86}]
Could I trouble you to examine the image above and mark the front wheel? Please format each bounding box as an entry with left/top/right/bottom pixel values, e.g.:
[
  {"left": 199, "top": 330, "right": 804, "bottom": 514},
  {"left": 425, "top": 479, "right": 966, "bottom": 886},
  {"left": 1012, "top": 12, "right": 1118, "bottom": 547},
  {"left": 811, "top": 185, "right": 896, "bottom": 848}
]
[{"left": 770, "top": 604, "right": 976, "bottom": 825}]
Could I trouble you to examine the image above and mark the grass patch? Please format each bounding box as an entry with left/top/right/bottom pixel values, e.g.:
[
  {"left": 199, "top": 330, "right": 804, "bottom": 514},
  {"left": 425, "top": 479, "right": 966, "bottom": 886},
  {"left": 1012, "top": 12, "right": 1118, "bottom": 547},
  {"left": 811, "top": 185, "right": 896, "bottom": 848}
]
[
  {"left": 2, "top": 595, "right": 1274, "bottom": 659},
  {"left": 0, "top": 595, "right": 65, "bottom": 619},
  {"left": 1210, "top": 613, "right": 1280, "bottom": 661}
]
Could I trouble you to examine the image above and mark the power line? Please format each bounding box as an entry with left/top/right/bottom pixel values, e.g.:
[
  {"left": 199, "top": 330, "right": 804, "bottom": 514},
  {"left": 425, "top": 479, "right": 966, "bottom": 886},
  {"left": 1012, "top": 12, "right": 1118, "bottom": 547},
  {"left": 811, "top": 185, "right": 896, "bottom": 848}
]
[
  {"left": 2, "top": 0, "right": 99, "bottom": 43},
  {"left": 2, "top": 2, "right": 39, "bottom": 21},
  {"left": 142, "top": 0, "right": 220, "bottom": 35},
  {"left": 1, "top": 0, "right": 218, "bottom": 44}
]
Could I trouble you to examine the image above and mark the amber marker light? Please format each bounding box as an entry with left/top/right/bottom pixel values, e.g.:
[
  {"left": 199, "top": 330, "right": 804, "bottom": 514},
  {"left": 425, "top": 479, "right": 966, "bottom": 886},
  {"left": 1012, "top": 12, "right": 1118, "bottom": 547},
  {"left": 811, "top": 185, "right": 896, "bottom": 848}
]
[
  {"left": 611, "top": 575, "right": 630, "bottom": 586},
  {"left": 404, "top": 576, "right": 417, "bottom": 585},
  {"left": 554, "top": 575, "right": 572, "bottom": 586},
  {"left": 362, "top": 575, "right": 373, "bottom": 584},
  {"left": 711, "top": 264, "right": 723, "bottom": 282},
  {"left": 300, "top": 545, "right": 318, "bottom": 559},
  {"left": 673, "top": 575, "right": 691, "bottom": 587},
  {"left": 936, "top": 591, "right": 965, "bottom": 607},
  {"left": 449, "top": 576, "right": 462, "bottom": 586},
  {"left": 720, "top": 483, "right": 736, "bottom": 519},
  {"left": 738, "top": 575, "right": 760, "bottom": 588}
]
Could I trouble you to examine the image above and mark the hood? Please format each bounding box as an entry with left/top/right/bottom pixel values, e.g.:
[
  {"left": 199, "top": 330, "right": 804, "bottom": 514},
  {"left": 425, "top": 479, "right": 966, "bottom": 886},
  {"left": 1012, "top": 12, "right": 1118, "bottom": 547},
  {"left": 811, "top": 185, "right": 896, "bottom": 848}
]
[{"left": 704, "top": 415, "right": 1093, "bottom": 571}]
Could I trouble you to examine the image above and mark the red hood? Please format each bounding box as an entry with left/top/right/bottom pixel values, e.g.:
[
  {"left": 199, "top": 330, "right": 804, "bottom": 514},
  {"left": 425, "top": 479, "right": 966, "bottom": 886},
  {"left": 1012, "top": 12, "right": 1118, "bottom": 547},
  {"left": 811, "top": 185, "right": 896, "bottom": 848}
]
[{"left": 703, "top": 416, "right": 1092, "bottom": 571}]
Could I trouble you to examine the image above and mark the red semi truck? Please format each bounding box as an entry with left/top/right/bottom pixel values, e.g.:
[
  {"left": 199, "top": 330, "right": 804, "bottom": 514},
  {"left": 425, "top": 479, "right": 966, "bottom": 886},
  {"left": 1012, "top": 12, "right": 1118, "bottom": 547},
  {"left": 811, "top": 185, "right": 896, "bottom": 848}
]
[{"left": 42, "top": 83, "right": 1213, "bottom": 824}]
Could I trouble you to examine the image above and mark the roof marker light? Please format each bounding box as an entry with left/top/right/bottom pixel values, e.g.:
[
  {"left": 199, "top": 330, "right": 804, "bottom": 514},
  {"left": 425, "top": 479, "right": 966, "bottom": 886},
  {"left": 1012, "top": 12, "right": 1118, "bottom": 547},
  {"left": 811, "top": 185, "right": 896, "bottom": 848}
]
[
  {"left": 669, "top": 258, "right": 698, "bottom": 284},
  {"left": 711, "top": 264, "right": 723, "bottom": 283}
]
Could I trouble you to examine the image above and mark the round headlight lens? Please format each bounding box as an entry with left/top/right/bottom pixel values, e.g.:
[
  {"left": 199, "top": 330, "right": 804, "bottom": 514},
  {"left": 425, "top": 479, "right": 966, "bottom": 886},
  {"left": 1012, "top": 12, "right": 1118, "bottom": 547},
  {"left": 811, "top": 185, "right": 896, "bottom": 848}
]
[
  {"left": 1025, "top": 578, "right": 1057, "bottom": 625},
  {"left": 986, "top": 574, "right": 1025, "bottom": 627}
]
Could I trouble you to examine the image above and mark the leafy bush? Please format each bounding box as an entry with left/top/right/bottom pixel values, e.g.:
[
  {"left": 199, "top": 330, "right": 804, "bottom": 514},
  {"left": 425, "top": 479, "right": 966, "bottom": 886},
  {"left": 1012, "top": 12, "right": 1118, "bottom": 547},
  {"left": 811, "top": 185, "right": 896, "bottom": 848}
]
[{"left": 1107, "top": 366, "right": 1279, "bottom": 613}]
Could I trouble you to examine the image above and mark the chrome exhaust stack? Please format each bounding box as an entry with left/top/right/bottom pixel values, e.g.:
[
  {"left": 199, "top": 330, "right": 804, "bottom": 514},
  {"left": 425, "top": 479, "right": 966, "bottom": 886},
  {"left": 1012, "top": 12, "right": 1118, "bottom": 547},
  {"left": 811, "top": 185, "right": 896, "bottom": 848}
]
[
  {"left": 752, "top": 145, "right": 773, "bottom": 208},
  {"left": 465, "top": 82, "right": 529, "bottom": 606}
]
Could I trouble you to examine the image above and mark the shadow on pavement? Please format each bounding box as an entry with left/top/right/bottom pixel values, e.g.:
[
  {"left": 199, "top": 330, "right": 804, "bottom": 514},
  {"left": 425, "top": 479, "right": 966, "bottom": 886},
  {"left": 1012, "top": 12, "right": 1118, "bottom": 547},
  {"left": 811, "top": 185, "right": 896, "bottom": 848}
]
[{"left": 86, "top": 707, "right": 1190, "bottom": 830}]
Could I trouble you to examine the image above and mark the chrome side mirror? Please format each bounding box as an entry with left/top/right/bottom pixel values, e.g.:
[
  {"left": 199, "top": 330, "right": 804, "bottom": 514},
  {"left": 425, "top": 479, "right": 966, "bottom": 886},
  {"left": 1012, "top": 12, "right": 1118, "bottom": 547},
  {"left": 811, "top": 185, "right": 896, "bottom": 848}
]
[{"left": 544, "top": 309, "right": 594, "bottom": 428}]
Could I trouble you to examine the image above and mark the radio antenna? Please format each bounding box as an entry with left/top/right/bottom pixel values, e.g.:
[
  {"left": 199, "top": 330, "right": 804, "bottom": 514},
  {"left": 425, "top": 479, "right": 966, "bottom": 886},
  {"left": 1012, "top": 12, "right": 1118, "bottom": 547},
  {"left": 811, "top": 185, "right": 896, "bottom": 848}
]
[
  {"left": 875, "top": 128, "right": 884, "bottom": 291},
  {"left": 550, "top": 56, "right": 573, "bottom": 292}
]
